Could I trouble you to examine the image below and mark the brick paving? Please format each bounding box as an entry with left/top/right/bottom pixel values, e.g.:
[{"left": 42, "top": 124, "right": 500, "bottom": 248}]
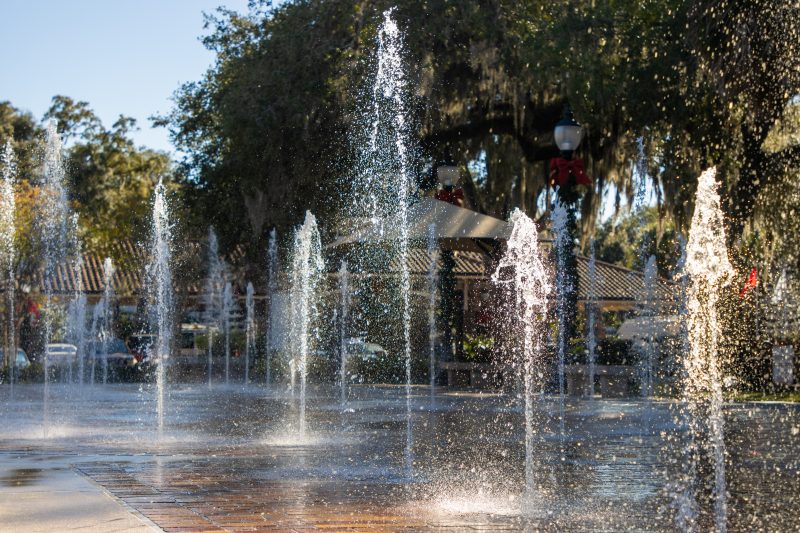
[{"left": 75, "top": 461, "right": 484, "bottom": 531}]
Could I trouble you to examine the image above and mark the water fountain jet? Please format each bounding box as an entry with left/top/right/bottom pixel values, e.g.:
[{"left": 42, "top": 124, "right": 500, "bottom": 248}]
[
  {"left": 40, "top": 123, "right": 76, "bottom": 437},
  {"left": 265, "top": 228, "right": 278, "bottom": 388},
  {"left": 149, "top": 179, "right": 173, "bottom": 439},
  {"left": 245, "top": 281, "right": 255, "bottom": 384},
  {"left": 100, "top": 257, "right": 115, "bottom": 385},
  {"left": 586, "top": 240, "right": 597, "bottom": 397},
  {"left": 640, "top": 254, "right": 658, "bottom": 397},
  {"left": 223, "top": 281, "right": 233, "bottom": 385},
  {"left": 204, "top": 228, "right": 224, "bottom": 387},
  {"left": 551, "top": 196, "right": 571, "bottom": 436},
  {"left": 427, "top": 223, "right": 439, "bottom": 407},
  {"left": 492, "top": 209, "right": 552, "bottom": 498},
  {"left": 291, "top": 211, "right": 324, "bottom": 434},
  {"left": 338, "top": 261, "right": 350, "bottom": 410},
  {"left": 683, "top": 167, "right": 733, "bottom": 531},
  {"left": 0, "top": 142, "right": 15, "bottom": 389}
]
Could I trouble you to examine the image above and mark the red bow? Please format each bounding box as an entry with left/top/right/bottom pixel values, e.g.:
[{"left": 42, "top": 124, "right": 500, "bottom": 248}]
[
  {"left": 740, "top": 267, "right": 758, "bottom": 298},
  {"left": 549, "top": 157, "right": 591, "bottom": 189},
  {"left": 435, "top": 188, "right": 465, "bottom": 207},
  {"left": 26, "top": 300, "right": 40, "bottom": 320}
]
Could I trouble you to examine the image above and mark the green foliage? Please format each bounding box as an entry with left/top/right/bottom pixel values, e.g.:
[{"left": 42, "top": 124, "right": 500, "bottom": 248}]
[
  {"left": 0, "top": 101, "right": 43, "bottom": 182},
  {"left": 593, "top": 206, "right": 680, "bottom": 277},
  {"left": 596, "top": 338, "right": 635, "bottom": 366},
  {"left": 44, "top": 96, "right": 174, "bottom": 250},
  {"left": 462, "top": 334, "right": 493, "bottom": 364},
  {"left": 0, "top": 361, "right": 44, "bottom": 383},
  {"left": 157, "top": 0, "right": 800, "bottom": 277},
  {"left": 194, "top": 330, "right": 247, "bottom": 355}
]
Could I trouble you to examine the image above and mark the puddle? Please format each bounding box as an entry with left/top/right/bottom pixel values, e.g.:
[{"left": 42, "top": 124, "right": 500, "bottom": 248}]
[{"left": 0, "top": 468, "right": 42, "bottom": 487}]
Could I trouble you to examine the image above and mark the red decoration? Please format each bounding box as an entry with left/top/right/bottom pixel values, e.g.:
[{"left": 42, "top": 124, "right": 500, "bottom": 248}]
[
  {"left": 435, "top": 187, "right": 465, "bottom": 207},
  {"left": 740, "top": 267, "right": 758, "bottom": 298},
  {"left": 26, "top": 300, "right": 40, "bottom": 320},
  {"left": 549, "top": 157, "right": 591, "bottom": 189}
]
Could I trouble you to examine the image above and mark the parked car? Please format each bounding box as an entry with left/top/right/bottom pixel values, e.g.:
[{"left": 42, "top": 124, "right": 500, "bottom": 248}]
[
  {"left": 342, "top": 338, "right": 396, "bottom": 383},
  {"left": 616, "top": 315, "right": 680, "bottom": 341},
  {"left": 46, "top": 343, "right": 78, "bottom": 365},
  {"left": 345, "top": 339, "right": 389, "bottom": 361},
  {"left": 179, "top": 323, "right": 210, "bottom": 357},
  {"left": 92, "top": 339, "right": 137, "bottom": 367},
  {"left": 0, "top": 348, "right": 31, "bottom": 370}
]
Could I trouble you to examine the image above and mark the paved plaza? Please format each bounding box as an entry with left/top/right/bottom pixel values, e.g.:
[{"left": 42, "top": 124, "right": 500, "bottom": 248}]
[{"left": 0, "top": 384, "right": 798, "bottom": 531}]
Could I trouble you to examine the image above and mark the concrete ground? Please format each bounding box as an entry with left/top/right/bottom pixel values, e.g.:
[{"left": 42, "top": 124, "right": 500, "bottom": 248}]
[{"left": 0, "top": 454, "right": 156, "bottom": 532}]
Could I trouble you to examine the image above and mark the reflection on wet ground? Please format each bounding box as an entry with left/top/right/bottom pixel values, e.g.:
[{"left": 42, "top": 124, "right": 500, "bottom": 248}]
[
  {"left": 0, "top": 468, "right": 42, "bottom": 487},
  {"left": 0, "top": 384, "right": 798, "bottom": 531}
]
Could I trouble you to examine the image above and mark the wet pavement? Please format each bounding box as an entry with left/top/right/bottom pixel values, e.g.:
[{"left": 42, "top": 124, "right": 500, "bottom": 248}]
[{"left": 0, "top": 383, "right": 798, "bottom": 531}]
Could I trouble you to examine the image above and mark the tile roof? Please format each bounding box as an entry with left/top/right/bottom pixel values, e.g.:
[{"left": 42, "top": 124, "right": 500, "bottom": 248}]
[
  {"left": 36, "top": 241, "right": 248, "bottom": 297},
  {"left": 394, "top": 248, "right": 676, "bottom": 303},
  {"left": 35, "top": 241, "right": 674, "bottom": 305}
]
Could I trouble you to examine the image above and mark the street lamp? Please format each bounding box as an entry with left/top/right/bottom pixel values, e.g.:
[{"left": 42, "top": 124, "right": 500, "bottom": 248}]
[
  {"left": 550, "top": 104, "right": 588, "bottom": 399},
  {"left": 549, "top": 104, "right": 590, "bottom": 191},
  {"left": 553, "top": 106, "right": 584, "bottom": 159},
  {"left": 435, "top": 154, "right": 464, "bottom": 208},
  {"left": 436, "top": 163, "right": 459, "bottom": 189}
]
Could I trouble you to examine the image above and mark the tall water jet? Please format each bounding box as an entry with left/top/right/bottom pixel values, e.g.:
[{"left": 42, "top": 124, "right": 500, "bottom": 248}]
[
  {"left": 634, "top": 137, "right": 649, "bottom": 209},
  {"left": 244, "top": 281, "right": 255, "bottom": 384},
  {"left": 291, "top": 211, "right": 324, "bottom": 434},
  {"left": 66, "top": 255, "right": 87, "bottom": 384},
  {"left": 346, "top": 8, "right": 416, "bottom": 472},
  {"left": 684, "top": 167, "right": 733, "bottom": 531},
  {"left": 222, "top": 281, "right": 233, "bottom": 384},
  {"left": 265, "top": 228, "right": 278, "bottom": 388},
  {"left": 640, "top": 254, "right": 658, "bottom": 397},
  {"left": 585, "top": 240, "right": 598, "bottom": 397},
  {"left": 40, "top": 122, "right": 75, "bottom": 437},
  {"left": 89, "top": 304, "right": 101, "bottom": 385},
  {"left": 358, "top": 9, "right": 416, "bottom": 473},
  {"left": 100, "top": 257, "right": 115, "bottom": 385},
  {"left": 0, "top": 142, "right": 16, "bottom": 387},
  {"left": 204, "top": 228, "right": 225, "bottom": 386},
  {"left": 671, "top": 234, "right": 700, "bottom": 528},
  {"left": 427, "top": 223, "right": 439, "bottom": 406},
  {"left": 492, "top": 209, "right": 552, "bottom": 497},
  {"left": 149, "top": 179, "right": 173, "bottom": 438},
  {"left": 338, "top": 261, "right": 350, "bottom": 409},
  {"left": 551, "top": 197, "right": 571, "bottom": 430}
]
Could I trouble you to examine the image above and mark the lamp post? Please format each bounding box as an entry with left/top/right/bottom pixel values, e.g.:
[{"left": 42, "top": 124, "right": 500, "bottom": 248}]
[
  {"left": 550, "top": 105, "right": 589, "bottom": 379},
  {"left": 435, "top": 157, "right": 464, "bottom": 208},
  {"left": 435, "top": 159, "right": 461, "bottom": 363}
]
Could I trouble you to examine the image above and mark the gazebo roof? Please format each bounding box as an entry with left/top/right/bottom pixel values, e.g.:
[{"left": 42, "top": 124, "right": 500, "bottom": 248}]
[
  {"left": 327, "top": 199, "right": 675, "bottom": 305},
  {"left": 328, "top": 197, "right": 534, "bottom": 252}
]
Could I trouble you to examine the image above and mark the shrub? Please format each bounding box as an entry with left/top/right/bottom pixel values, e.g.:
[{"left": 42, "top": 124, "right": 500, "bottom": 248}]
[
  {"left": 596, "top": 338, "right": 634, "bottom": 365},
  {"left": 462, "top": 335, "right": 494, "bottom": 364}
]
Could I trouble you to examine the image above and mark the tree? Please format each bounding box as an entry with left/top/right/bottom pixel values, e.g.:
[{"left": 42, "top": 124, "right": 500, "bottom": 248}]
[
  {"left": 0, "top": 102, "right": 44, "bottom": 183},
  {"left": 593, "top": 207, "right": 680, "bottom": 278},
  {"left": 162, "top": 0, "right": 800, "bottom": 277},
  {"left": 44, "top": 96, "right": 174, "bottom": 251}
]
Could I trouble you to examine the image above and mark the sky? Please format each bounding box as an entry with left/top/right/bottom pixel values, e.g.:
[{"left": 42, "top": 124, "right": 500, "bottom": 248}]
[{"left": 0, "top": 0, "right": 251, "bottom": 154}]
